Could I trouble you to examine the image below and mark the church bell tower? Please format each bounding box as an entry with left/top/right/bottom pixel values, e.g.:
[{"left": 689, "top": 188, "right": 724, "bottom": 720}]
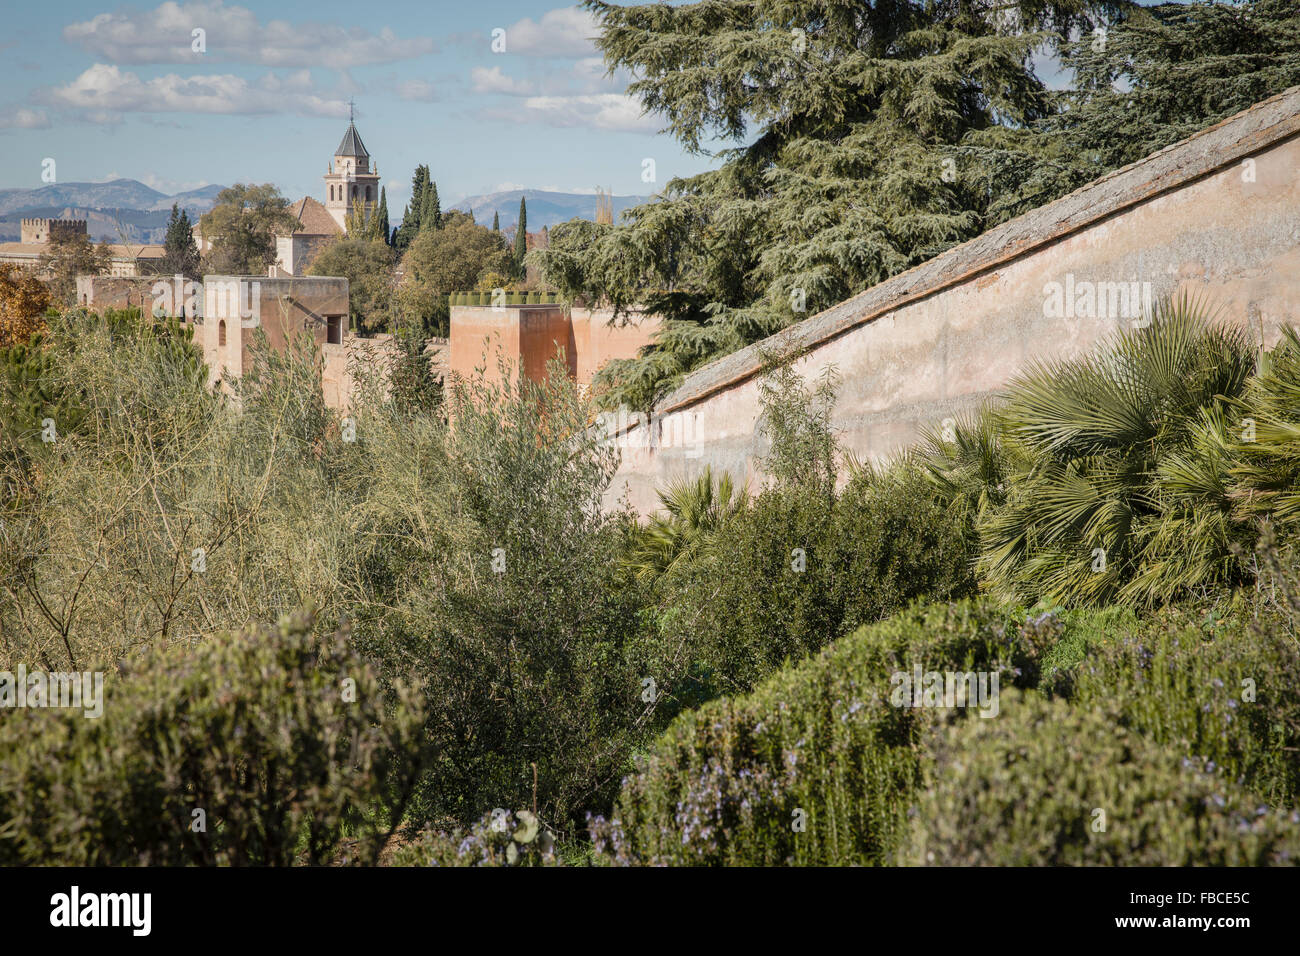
[{"left": 324, "top": 100, "right": 380, "bottom": 231}]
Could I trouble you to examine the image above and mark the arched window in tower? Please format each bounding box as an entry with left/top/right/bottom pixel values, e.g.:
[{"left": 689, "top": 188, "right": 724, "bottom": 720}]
[
  {"left": 218, "top": 320, "right": 227, "bottom": 347},
  {"left": 351, "top": 185, "right": 357, "bottom": 199},
  {"left": 365, "top": 185, "right": 371, "bottom": 201}
]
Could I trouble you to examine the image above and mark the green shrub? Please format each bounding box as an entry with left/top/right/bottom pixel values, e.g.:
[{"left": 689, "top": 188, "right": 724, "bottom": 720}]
[
  {"left": 656, "top": 485, "right": 840, "bottom": 697},
  {"left": 0, "top": 607, "right": 425, "bottom": 866},
  {"left": 1064, "top": 606, "right": 1300, "bottom": 808},
  {"left": 642, "top": 353, "right": 976, "bottom": 702},
  {"left": 649, "top": 464, "right": 976, "bottom": 701},
  {"left": 352, "top": 360, "right": 652, "bottom": 831},
  {"left": 829, "top": 462, "right": 978, "bottom": 633},
  {"left": 593, "top": 599, "right": 1035, "bottom": 866},
  {"left": 908, "top": 689, "right": 1300, "bottom": 865}
]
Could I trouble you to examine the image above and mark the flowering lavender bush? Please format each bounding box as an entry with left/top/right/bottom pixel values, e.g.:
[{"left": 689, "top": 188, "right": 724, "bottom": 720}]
[
  {"left": 592, "top": 599, "right": 1040, "bottom": 865},
  {"left": 908, "top": 689, "right": 1300, "bottom": 865},
  {"left": 1065, "top": 606, "right": 1300, "bottom": 808}
]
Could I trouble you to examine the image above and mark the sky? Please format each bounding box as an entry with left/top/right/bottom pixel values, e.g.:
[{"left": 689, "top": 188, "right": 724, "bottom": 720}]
[
  {"left": 0, "top": 0, "right": 1194, "bottom": 214},
  {"left": 0, "top": 0, "right": 715, "bottom": 213}
]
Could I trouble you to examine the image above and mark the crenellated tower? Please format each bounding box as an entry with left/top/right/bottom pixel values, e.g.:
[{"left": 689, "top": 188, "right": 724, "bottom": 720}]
[{"left": 21, "top": 218, "right": 87, "bottom": 244}]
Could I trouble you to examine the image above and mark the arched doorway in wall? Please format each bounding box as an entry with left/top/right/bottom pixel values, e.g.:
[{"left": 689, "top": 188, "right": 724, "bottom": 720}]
[{"left": 218, "top": 319, "right": 227, "bottom": 347}]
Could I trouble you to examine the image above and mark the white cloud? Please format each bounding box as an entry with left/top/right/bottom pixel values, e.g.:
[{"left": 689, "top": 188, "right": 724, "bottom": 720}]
[
  {"left": 395, "top": 78, "right": 439, "bottom": 102},
  {"left": 498, "top": 7, "right": 600, "bottom": 58},
  {"left": 520, "top": 93, "right": 657, "bottom": 132},
  {"left": 471, "top": 66, "right": 535, "bottom": 96},
  {"left": 0, "top": 106, "right": 51, "bottom": 129},
  {"left": 64, "top": 1, "right": 436, "bottom": 68},
  {"left": 43, "top": 63, "right": 347, "bottom": 120}
]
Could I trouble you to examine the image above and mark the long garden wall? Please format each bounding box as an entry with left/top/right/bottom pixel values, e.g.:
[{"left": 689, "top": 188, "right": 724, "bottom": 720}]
[{"left": 606, "top": 86, "right": 1300, "bottom": 516}]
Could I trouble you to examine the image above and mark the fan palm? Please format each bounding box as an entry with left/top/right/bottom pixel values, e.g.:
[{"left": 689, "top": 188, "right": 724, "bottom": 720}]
[
  {"left": 1230, "top": 326, "right": 1300, "bottom": 526},
  {"left": 976, "top": 294, "right": 1257, "bottom": 606},
  {"left": 623, "top": 466, "right": 743, "bottom": 585}
]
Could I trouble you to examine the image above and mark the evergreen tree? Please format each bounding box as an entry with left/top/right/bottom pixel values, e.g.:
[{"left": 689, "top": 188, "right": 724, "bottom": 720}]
[
  {"left": 420, "top": 180, "right": 441, "bottom": 233},
  {"left": 1052, "top": 0, "right": 1300, "bottom": 175},
  {"left": 532, "top": 0, "right": 1124, "bottom": 410},
  {"left": 161, "top": 202, "right": 201, "bottom": 277},
  {"left": 377, "top": 187, "right": 391, "bottom": 247},
  {"left": 513, "top": 196, "right": 528, "bottom": 278},
  {"left": 394, "top": 164, "right": 430, "bottom": 253},
  {"left": 492, "top": 211, "right": 500, "bottom": 232}
]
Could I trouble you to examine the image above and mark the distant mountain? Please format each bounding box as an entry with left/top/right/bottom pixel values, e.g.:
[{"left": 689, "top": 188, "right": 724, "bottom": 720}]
[
  {"left": 0, "top": 179, "right": 226, "bottom": 242},
  {"left": 450, "top": 189, "right": 651, "bottom": 231}
]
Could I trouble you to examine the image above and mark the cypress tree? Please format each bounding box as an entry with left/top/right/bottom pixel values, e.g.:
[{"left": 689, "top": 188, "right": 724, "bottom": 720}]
[
  {"left": 377, "top": 186, "right": 391, "bottom": 246},
  {"left": 420, "top": 180, "right": 441, "bottom": 232},
  {"left": 513, "top": 196, "right": 528, "bottom": 277},
  {"left": 492, "top": 210, "right": 500, "bottom": 232},
  {"left": 395, "top": 164, "right": 430, "bottom": 253},
  {"left": 161, "top": 202, "right": 200, "bottom": 277}
]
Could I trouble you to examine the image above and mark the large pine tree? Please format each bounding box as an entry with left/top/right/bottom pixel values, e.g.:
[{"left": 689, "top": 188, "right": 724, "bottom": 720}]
[
  {"left": 537, "top": 0, "right": 1300, "bottom": 411},
  {"left": 1053, "top": 0, "right": 1300, "bottom": 173},
  {"left": 535, "top": 0, "right": 1118, "bottom": 409}
]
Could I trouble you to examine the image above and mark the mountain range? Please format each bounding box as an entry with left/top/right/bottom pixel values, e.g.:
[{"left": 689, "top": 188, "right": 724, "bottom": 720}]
[
  {"left": 0, "top": 180, "right": 652, "bottom": 244},
  {"left": 450, "top": 189, "right": 651, "bottom": 231},
  {"left": 0, "top": 179, "right": 225, "bottom": 243}
]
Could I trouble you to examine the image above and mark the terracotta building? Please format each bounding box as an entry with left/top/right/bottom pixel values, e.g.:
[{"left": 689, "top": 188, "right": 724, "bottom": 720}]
[{"left": 271, "top": 196, "right": 341, "bottom": 277}]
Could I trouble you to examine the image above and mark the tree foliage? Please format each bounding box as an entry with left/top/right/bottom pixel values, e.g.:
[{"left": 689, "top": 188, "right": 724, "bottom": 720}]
[
  {"left": 0, "top": 264, "right": 51, "bottom": 348},
  {"left": 307, "top": 237, "right": 395, "bottom": 333},
  {"left": 198, "top": 183, "right": 298, "bottom": 275},
  {"left": 398, "top": 210, "right": 511, "bottom": 335},
  {"left": 37, "top": 232, "right": 112, "bottom": 306},
  {"left": 160, "top": 202, "right": 200, "bottom": 277},
  {"left": 538, "top": 0, "right": 1300, "bottom": 411}
]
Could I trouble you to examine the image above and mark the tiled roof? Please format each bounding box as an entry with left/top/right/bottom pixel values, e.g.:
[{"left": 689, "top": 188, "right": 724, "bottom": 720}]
[
  {"left": 286, "top": 196, "right": 342, "bottom": 236},
  {"left": 0, "top": 242, "right": 164, "bottom": 258}
]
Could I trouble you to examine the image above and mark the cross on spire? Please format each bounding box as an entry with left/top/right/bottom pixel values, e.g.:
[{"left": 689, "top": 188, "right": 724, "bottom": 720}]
[{"left": 348, "top": 98, "right": 355, "bottom": 123}]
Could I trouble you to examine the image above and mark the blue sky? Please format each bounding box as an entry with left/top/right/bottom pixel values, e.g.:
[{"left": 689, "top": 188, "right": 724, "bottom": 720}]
[
  {"left": 0, "top": 0, "right": 715, "bottom": 213},
  {"left": 0, "top": 0, "right": 1193, "bottom": 214}
]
